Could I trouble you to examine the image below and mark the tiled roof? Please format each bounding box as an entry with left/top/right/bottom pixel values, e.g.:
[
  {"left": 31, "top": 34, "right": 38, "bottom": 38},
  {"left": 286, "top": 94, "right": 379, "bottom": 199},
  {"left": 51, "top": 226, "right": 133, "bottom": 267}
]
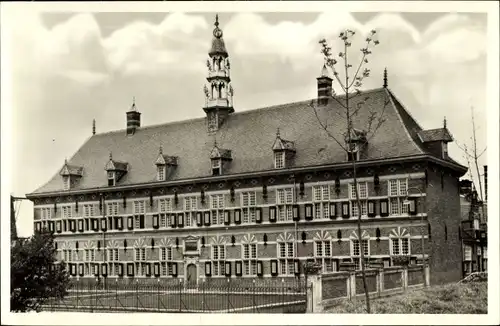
[
  {"left": 418, "top": 128, "right": 454, "bottom": 143},
  {"left": 30, "top": 87, "right": 462, "bottom": 195}
]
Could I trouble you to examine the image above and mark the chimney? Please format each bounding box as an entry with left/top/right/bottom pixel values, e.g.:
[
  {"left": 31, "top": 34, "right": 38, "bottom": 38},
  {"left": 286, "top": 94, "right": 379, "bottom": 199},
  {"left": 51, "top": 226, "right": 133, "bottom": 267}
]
[
  {"left": 484, "top": 165, "right": 487, "bottom": 201},
  {"left": 317, "top": 64, "right": 332, "bottom": 106},
  {"left": 126, "top": 97, "right": 141, "bottom": 135},
  {"left": 459, "top": 179, "right": 473, "bottom": 196}
]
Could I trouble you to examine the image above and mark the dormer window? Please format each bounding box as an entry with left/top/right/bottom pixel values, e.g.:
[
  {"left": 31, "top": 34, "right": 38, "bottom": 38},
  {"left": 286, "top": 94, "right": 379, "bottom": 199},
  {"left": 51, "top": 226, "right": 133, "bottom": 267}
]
[
  {"left": 59, "top": 159, "right": 83, "bottom": 191},
  {"left": 345, "top": 128, "right": 367, "bottom": 162},
  {"left": 157, "top": 166, "right": 165, "bottom": 181},
  {"left": 272, "top": 129, "right": 296, "bottom": 169},
  {"left": 210, "top": 143, "right": 232, "bottom": 176},
  {"left": 274, "top": 151, "right": 285, "bottom": 169},
  {"left": 107, "top": 171, "right": 116, "bottom": 186},
  {"left": 347, "top": 143, "right": 359, "bottom": 162},
  {"left": 212, "top": 158, "right": 222, "bottom": 176},
  {"left": 63, "top": 176, "right": 70, "bottom": 190},
  {"left": 105, "top": 153, "right": 128, "bottom": 187},
  {"left": 155, "top": 146, "right": 178, "bottom": 181}
]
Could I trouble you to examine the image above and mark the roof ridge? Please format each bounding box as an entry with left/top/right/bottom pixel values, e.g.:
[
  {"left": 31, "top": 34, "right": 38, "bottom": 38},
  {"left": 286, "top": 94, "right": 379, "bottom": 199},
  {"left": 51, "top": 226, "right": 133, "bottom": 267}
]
[{"left": 93, "top": 87, "right": 388, "bottom": 137}]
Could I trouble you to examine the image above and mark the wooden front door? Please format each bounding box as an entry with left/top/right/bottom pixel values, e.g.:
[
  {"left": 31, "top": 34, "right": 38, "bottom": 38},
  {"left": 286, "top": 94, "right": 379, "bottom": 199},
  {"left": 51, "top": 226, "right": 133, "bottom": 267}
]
[{"left": 186, "top": 263, "right": 197, "bottom": 287}]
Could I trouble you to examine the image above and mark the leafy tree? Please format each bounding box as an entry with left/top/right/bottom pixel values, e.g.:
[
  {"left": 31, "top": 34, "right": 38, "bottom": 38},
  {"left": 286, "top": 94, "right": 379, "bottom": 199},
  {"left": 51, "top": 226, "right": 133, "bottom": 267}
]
[
  {"left": 11, "top": 229, "right": 70, "bottom": 312},
  {"left": 310, "top": 29, "right": 387, "bottom": 313}
]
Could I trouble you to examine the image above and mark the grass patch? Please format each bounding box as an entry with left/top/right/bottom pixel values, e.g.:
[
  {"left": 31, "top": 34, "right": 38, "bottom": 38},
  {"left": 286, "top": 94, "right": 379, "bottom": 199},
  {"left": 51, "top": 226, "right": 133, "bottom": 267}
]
[{"left": 326, "top": 281, "right": 487, "bottom": 314}]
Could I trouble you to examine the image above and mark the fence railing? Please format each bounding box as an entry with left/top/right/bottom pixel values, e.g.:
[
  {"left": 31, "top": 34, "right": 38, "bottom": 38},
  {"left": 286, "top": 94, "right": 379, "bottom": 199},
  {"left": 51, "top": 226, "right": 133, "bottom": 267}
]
[
  {"left": 307, "top": 264, "right": 430, "bottom": 312},
  {"left": 42, "top": 278, "right": 307, "bottom": 313}
]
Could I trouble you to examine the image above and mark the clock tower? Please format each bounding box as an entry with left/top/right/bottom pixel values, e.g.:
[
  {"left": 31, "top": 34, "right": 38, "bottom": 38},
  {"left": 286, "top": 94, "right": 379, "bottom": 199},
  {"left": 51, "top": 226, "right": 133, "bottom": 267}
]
[{"left": 203, "top": 14, "right": 234, "bottom": 133}]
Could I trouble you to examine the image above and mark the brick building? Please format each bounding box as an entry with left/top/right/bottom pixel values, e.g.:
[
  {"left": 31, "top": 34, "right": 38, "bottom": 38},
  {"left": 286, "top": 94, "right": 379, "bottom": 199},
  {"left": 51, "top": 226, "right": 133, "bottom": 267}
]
[{"left": 27, "top": 16, "right": 467, "bottom": 286}]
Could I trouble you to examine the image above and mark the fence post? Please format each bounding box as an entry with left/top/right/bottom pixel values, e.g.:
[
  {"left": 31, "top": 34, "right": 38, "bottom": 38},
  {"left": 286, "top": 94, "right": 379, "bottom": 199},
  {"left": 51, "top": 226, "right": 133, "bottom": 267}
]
[
  {"left": 253, "top": 279, "right": 256, "bottom": 313},
  {"left": 402, "top": 267, "right": 408, "bottom": 291},
  {"left": 424, "top": 265, "right": 430, "bottom": 287},
  {"left": 378, "top": 268, "right": 384, "bottom": 296},
  {"left": 136, "top": 279, "right": 139, "bottom": 310},
  {"left": 349, "top": 272, "right": 356, "bottom": 299},
  {"left": 226, "top": 278, "right": 230, "bottom": 313},
  {"left": 306, "top": 274, "right": 322, "bottom": 313},
  {"left": 179, "top": 278, "right": 182, "bottom": 312}
]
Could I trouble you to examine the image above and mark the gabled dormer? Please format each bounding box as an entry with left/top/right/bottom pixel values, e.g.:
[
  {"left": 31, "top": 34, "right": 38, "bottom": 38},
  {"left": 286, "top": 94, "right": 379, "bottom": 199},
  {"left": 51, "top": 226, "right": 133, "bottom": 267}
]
[
  {"left": 417, "top": 118, "right": 454, "bottom": 160},
  {"left": 155, "top": 145, "right": 178, "bottom": 181},
  {"left": 210, "top": 142, "right": 232, "bottom": 176},
  {"left": 272, "top": 129, "right": 296, "bottom": 169},
  {"left": 105, "top": 153, "right": 128, "bottom": 186},
  {"left": 59, "top": 159, "right": 83, "bottom": 190},
  {"left": 345, "top": 128, "right": 367, "bottom": 161}
]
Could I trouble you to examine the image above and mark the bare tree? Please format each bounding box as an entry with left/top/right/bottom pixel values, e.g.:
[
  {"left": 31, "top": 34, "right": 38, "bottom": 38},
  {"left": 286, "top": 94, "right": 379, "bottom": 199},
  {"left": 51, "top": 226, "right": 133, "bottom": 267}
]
[
  {"left": 457, "top": 106, "right": 487, "bottom": 216},
  {"left": 309, "top": 29, "right": 388, "bottom": 313}
]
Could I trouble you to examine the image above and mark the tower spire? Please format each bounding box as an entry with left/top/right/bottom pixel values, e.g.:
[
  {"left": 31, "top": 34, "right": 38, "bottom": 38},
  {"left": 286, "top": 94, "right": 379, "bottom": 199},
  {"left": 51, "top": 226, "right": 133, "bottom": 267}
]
[
  {"left": 92, "top": 119, "right": 96, "bottom": 135},
  {"left": 203, "top": 14, "right": 234, "bottom": 133},
  {"left": 383, "top": 67, "right": 388, "bottom": 88},
  {"left": 443, "top": 116, "right": 447, "bottom": 128}
]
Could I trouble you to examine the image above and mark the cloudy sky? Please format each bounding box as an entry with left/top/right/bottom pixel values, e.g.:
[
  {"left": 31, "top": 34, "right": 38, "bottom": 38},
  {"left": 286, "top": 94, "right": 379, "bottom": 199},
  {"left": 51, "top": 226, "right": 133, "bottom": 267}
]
[{"left": 4, "top": 6, "right": 489, "bottom": 237}]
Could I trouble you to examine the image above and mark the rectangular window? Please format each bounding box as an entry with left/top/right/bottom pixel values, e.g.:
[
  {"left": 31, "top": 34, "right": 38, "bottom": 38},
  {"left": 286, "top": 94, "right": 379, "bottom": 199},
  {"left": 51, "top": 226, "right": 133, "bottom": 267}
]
[
  {"left": 241, "top": 192, "right": 257, "bottom": 224},
  {"left": 107, "top": 249, "right": 119, "bottom": 261},
  {"left": 135, "top": 248, "right": 146, "bottom": 261},
  {"left": 159, "top": 198, "right": 173, "bottom": 213},
  {"left": 135, "top": 216, "right": 141, "bottom": 229},
  {"left": 276, "top": 188, "right": 294, "bottom": 204},
  {"left": 83, "top": 204, "right": 94, "bottom": 218},
  {"left": 133, "top": 201, "right": 145, "bottom": 214},
  {"left": 184, "top": 196, "right": 197, "bottom": 211},
  {"left": 157, "top": 166, "right": 165, "bottom": 181},
  {"left": 40, "top": 208, "right": 52, "bottom": 220},
  {"left": 313, "top": 185, "right": 330, "bottom": 220},
  {"left": 212, "top": 245, "right": 226, "bottom": 276},
  {"left": 106, "top": 202, "right": 119, "bottom": 216},
  {"left": 401, "top": 238, "right": 409, "bottom": 255},
  {"left": 389, "top": 180, "right": 399, "bottom": 197},
  {"left": 61, "top": 206, "right": 72, "bottom": 219},
  {"left": 464, "top": 245, "right": 472, "bottom": 261},
  {"left": 210, "top": 194, "right": 225, "bottom": 209},
  {"left": 390, "top": 198, "right": 400, "bottom": 216},
  {"left": 63, "top": 176, "right": 70, "bottom": 190},
  {"left": 349, "top": 182, "right": 368, "bottom": 199},
  {"left": 212, "top": 159, "right": 221, "bottom": 175},
  {"left": 84, "top": 249, "right": 96, "bottom": 262},
  {"left": 352, "top": 240, "right": 369, "bottom": 256},
  {"left": 274, "top": 151, "right": 285, "bottom": 169},
  {"left": 160, "top": 247, "right": 173, "bottom": 261}
]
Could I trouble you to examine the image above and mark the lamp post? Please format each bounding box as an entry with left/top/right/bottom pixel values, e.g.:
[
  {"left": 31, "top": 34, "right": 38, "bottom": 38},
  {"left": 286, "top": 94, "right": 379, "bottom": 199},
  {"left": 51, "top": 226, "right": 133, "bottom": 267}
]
[{"left": 402, "top": 186, "right": 427, "bottom": 271}]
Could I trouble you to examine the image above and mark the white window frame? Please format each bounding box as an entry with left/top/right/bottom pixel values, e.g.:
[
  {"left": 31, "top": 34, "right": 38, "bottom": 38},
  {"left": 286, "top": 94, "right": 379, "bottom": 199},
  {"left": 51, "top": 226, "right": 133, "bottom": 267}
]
[
  {"left": 107, "top": 248, "right": 119, "bottom": 261},
  {"left": 40, "top": 208, "right": 52, "bottom": 220},
  {"left": 184, "top": 196, "right": 198, "bottom": 227},
  {"left": 106, "top": 202, "right": 119, "bottom": 216},
  {"left": 278, "top": 242, "right": 295, "bottom": 275},
  {"left": 210, "top": 194, "right": 225, "bottom": 226},
  {"left": 276, "top": 188, "right": 294, "bottom": 222},
  {"left": 157, "top": 165, "right": 166, "bottom": 181},
  {"left": 313, "top": 185, "right": 330, "bottom": 220},
  {"left": 274, "top": 151, "right": 285, "bottom": 169},
  {"left": 391, "top": 238, "right": 410, "bottom": 256},
  {"left": 242, "top": 243, "right": 258, "bottom": 276},
  {"left": 133, "top": 200, "right": 145, "bottom": 215},
  {"left": 63, "top": 176, "right": 70, "bottom": 190},
  {"left": 83, "top": 204, "right": 95, "bottom": 218},
  {"left": 314, "top": 240, "right": 334, "bottom": 273},
  {"left": 212, "top": 159, "right": 222, "bottom": 175},
  {"left": 107, "top": 171, "right": 116, "bottom": 186},
  {"left": 464, "top": 245, "right": 472, "bottom": 261},
  {"left": 61, "top": 205, "right": 72, "bottom": 219},
  {"left": 212, "top": 245, "right": 226, "bottom": 277},
  {"left": 241, "top": 192, "right": 257, "bottom": 224},
  {"left": 134, "top": 247, "right": 146, "bottom": 262}
]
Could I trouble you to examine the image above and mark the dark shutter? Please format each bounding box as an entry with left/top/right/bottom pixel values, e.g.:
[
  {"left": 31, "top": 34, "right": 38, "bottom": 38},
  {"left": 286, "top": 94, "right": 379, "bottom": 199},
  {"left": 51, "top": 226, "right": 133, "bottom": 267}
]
[
  {"left": 342, "top": 202, "right": 350, "bottom": 219},
  {"left": 368, "top": 201, "right": 376, "bottom": 217},
  {"left": 63, "top": 220, "right": 67, "bottom": 232},
  {"left": 93, "top": 218, "right": 99, "bottom": 231},
  {"left": 116, "top": 216, "right": 123, "bottom": 230},
  {"left": 293, "top": 205, "right": 300, "bottom": 221},
  {"left": 101, "top": 218, "right": 107, "bottom": 231},
  {"left": 145, "top": 263, "right": 151, "bottom": 277},
  {"left": 270, "top": 260, "right": 278, "bottom": 276},
  {"left": 127, "top": 216, "right": 134, "bottom": 230},
  {"left": 118, "top": 263, "right": 124, "bottom": 277},
  {"left": 255, "top": 208, "right": 262, "bottom": 223},
  {"left": 305, "top": 204, "right": 313, "bottom": 220},
  {"left": 177, "top": 213, "right": 184, "bottom": 228},
  {"left": 127, "top": 263, "right": 134, "bottom": 276},
  {"left": 205, "top": 261, "right": 212, "bottom": 276},
  {"left": 140, "top": 215, "right": 145, "bottom": 229},
  {"left": 294, "top": 259, "right": 301, "bottom": 275},
  {"left": 108, "top": 216, "right": 113, "bottom": 230},
  {"left": 78, "top": 219, "right": 84, "bottom": 232},
  {"left": 204, "top": 212, "right": 211, "bottom": 226},
  {"left": 409, "top": 198, "right": 417, "bottom": 215},
  {"left": 269, "top": 207, "right": 276, "bottom": 223},
  {"left": 380, "top": 199, "right": 389, "bottom": 217},
  {"left": 49, "top": 221, "right": 54, "bottom": 233},
  {"left": 70, "top": 220, "right": 76, "bottom": 233},
  {"left": 94, "top": 263, "right": 100, "bottom": 276},
  {"left": 154, "top": 262, "right": 160, "bottom": 277},
  {"left": 196, "top": 212, "right": 202, "bottom": 226},
  {"left": 234, "top": 209, "right": 241, "bottom": 225},
  {"left": 329, "top": 202, "right": 337, "bottom": 219},
  {"left": 225, "top": 261, "right": 232, "bottom": 277},
  {"left": 172, "top": 262, "right": 178, "bottom": 277},
  {"left": 85, "top": 219, "right": 89, "bottom": 231},
  {"left": 257, "top": 261, "right": 263, "bottom": 276},
  {"left": 153, "top": 214, "right": 159, "bottom": 229},
  {"left": 224, "top": 211, "right": 231, "bottom": 225},
  {"left": 101, "top": 263, "right": 108, "bottom": 277},
  {"left": 235, "top": 261, "right": 242, "bottom": 276},
  {"left": 79, "top": 263, "right": 84, "bottom": 276}
]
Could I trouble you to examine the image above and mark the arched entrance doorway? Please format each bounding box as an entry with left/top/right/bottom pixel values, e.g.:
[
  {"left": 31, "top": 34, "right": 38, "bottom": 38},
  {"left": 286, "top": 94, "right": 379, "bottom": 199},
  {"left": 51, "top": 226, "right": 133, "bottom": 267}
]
[{"left": 186, "top": 263, "right": 197, "bottom": 287}]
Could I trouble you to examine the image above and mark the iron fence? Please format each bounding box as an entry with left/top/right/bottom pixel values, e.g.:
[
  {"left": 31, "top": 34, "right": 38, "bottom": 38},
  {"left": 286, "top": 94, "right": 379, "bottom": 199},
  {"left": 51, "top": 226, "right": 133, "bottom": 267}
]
[{"left": 43, "top": 278, "right": 307, "bottom": 313}]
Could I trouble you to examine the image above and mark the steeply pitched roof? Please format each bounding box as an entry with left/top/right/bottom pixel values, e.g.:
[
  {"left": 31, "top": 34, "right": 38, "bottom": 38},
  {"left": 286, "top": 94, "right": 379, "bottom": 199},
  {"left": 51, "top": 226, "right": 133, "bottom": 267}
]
[
  {"left": 29, "top": 87, "right": 464, "bottom": 195},
  {"left": 418, "top": 128, "right": 454, "bottom": 143}
]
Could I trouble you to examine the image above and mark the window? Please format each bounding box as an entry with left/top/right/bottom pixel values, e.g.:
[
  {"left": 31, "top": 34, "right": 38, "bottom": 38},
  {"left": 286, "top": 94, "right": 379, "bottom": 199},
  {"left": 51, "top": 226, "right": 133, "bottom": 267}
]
[
  {"left": 276, "top": 188, "right": 294, "bottom": 222},
  {"left": 84, "top": 249, "right": 95, "bottom": 262},
  {"left": 212, "top": 159, "right": 221, "bottom": 176},
  {"left": 313, "top": 185, "right": 330, "bottom": 220},
  {"left": 352, "top": 240, "right": 369, "bottom": 257},
  {"left": 351, "top": 201, "right": 367, "bottom": 218},
  {"left": 212, "top": 245, "right": 226, "bottom": 276},
  {"left": 242, "top": 243, "right": 257, "bottom": 275},
  {"left": 61, "top": 206, "right": 72, "bottom": 219},
  {"left": 63, "top": 176, "right": 70, "bottom": 190},
  {"left": 157, "top": 165, "right": 166, "bottom": 181},
  {"left": 107, "top": 248, "right": 119, "bottom": 261},
  {"left": 274, "top": 151, "right": 285, "bottom": 169},
  {"left": 349, "top": 182, "right": 368, "bottom": 199},
  {"left": 388, "top": 179, "right": 408, "bottom": 197},
  {"left": 241, "top": 192, "right": 256, "bottom": 224},
  {"left": 106, "top": 202, "right": 119, "bottom": 216},
  {"left": 464, "top": 245, "right": 472, "bottom": 261},
  {"left": 133, "top": 201, "right": 145, "bottom": 214},
  {"left": 315, "top": 240, "right": 334, "bottom": 273},
  {"left": 40, "top": 208, "right": 52, "bottom": 220},
  {"left": 278, "top": 242, "right": 295, "bottom": 275},
  {"left": 392, "top": 238, "right": 410, "bottom": 255},
  {"left": 108, "top": 171, "right": 115, "bottom": 186},
  {"left": 160, "top": 247, "right": 173, "bottom": 276},
  {"left": 390, "top": 198, "right": 400, "bottom": 216},
  {"left": 159, "top": 198, "right": 173, "bottom": 213},
  {"left": 210, "top": 194, "right": 225, "bottom": 225},
  {"left": 134, "top": 216, "right": 141, "bottom": 229},
  {"left": 83, "top": 204, "right": 95, "bottom": 218},
  {"left": 135, "top": 248, "right": 146, "bottom": 261},
  {"left": 184, "top": 196, "right": 197, "bottom": 227}
]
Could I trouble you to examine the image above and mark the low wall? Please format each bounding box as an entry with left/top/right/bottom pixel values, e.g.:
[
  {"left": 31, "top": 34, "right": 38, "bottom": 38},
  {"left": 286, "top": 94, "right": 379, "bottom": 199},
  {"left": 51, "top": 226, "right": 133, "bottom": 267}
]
[{"left": 307, "top": 265, "right": 430, "bottom": 313}]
